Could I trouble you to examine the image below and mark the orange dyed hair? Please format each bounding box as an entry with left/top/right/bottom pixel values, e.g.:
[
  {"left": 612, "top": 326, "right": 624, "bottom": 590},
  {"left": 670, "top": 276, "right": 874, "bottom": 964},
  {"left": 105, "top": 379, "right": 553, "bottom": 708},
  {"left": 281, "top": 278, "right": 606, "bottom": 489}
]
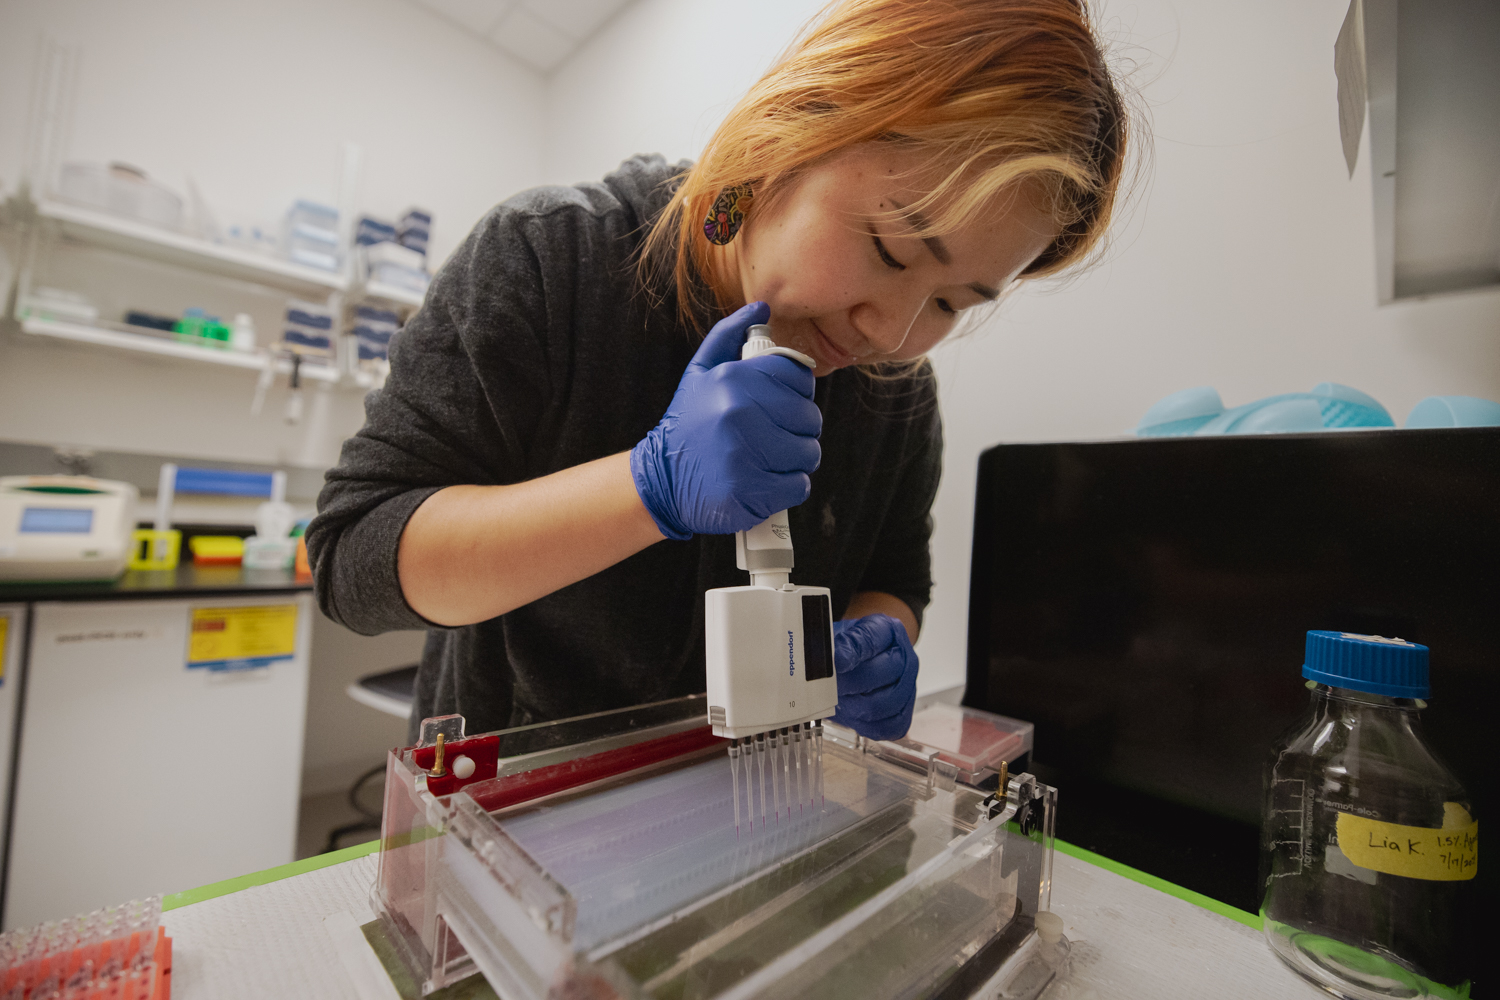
[{"left": 642, "top": 0, "right": 1128, "bottom": 327}]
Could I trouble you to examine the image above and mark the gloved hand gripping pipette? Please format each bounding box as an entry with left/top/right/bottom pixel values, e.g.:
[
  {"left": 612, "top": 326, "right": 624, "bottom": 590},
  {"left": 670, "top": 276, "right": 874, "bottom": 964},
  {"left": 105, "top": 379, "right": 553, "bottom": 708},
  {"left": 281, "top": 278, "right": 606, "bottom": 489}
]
[
  {"left": 631, "top": 302, "right": 920, "bottom": 827},
  {"left": 702, "top": 325, "right": 837, "bottom": 830}
]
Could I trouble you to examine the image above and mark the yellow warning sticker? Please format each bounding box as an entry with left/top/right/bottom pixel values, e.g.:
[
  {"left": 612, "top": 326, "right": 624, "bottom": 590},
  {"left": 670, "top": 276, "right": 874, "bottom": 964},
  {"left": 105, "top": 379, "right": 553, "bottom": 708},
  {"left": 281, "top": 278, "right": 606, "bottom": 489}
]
[
  {"left": 1337, "top": 803, "right": 1477, "bottom": 881},
  {"left": 0, "top": 614, "right": 8, "bottom": 683},
  {"left": 188, "top": 604, "right": 298, "bottom": 671}
]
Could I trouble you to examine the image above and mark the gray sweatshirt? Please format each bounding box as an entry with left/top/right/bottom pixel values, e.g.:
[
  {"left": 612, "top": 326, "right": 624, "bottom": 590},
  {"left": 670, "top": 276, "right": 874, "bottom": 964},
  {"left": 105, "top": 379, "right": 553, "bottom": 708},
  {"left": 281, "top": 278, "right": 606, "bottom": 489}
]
[{"left": 307, "top": 155, "right": 943, "bottom": 739}]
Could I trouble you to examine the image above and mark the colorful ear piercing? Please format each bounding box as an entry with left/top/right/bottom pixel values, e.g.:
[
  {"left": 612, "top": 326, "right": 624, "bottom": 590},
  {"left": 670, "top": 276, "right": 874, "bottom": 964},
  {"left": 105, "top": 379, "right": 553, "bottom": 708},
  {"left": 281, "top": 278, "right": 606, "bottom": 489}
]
[{"left": 703, "top": 183, "right": 754, "bottom": 245}]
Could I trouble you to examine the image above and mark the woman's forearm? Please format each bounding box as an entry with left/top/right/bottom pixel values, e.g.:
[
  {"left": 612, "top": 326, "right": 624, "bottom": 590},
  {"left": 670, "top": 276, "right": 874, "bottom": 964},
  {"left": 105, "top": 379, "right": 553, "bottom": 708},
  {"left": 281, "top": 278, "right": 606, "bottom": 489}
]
[
  {"left": 843, "top": 590, "right": 919, "bottom": 641},
  {"left": 398, "top": 452, "right": 665, "bottom": 626},
  {"left": 398, "top": 452, "right": 922, "bottom": 635}
]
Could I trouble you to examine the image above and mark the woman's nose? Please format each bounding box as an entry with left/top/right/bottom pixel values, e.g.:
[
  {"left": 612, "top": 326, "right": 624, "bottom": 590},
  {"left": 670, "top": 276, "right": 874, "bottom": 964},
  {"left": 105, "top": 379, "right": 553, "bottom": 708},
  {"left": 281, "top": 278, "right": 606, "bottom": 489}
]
[{"left": 848, "top": 296, "right": 924, "bottom": 357}]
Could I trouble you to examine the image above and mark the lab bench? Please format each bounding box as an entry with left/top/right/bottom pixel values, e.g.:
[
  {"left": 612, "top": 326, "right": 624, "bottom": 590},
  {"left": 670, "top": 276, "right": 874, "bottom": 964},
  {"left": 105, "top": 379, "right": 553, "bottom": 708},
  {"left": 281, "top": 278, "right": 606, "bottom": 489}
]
[
  {"left": 156, "top": 840, "right": 1324, "bottom": 999},
  {"left": 144, "top": 692, "right": 1326, "bottom": 1000},
  {"left": 0, "top": 566, "right": 313, "bottom": 931}
]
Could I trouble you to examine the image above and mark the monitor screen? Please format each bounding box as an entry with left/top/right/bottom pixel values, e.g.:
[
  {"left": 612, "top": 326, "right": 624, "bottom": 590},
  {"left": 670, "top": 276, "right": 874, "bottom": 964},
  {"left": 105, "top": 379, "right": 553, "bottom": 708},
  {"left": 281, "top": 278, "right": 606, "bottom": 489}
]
[
  {"left": 19, "top": 507, "right": 94, "bottom": 534},
  {"left": 964, "top": 427, "right": 1497, "bottom": 912}
]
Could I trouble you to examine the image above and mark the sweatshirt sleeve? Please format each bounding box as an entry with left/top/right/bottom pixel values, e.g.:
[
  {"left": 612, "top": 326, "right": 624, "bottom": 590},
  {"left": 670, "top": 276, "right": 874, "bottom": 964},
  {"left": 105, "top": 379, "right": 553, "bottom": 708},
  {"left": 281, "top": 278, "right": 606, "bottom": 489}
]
[
  {"left": 306, "top": 204, "right": 554, "bottom": 635},
  {"left": 852, "top": 368, "right": 944, "bottom": 631}
]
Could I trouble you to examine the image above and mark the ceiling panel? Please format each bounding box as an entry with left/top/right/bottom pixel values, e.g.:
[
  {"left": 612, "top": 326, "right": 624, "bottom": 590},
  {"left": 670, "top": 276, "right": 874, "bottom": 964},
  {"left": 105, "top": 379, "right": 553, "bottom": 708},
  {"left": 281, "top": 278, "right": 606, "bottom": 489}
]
[
  {"left": 411, "top": 0, "right": 514, "bottom": 36},
  {"left": 405, "top": 0, "right": 635, "bottom": 74},
  {"left": 523, "top": 0, "right": 625, "bottom": 41},
  {"left": 489, "top": 5, "right": 576, "bottom": 73}
]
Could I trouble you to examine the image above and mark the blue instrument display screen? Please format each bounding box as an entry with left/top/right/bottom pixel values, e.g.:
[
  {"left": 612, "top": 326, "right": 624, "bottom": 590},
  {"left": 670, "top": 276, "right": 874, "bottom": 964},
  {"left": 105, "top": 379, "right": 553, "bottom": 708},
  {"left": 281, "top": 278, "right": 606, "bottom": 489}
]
[{"left": 19, "top": 507, "right": 94, "bottom": 534}]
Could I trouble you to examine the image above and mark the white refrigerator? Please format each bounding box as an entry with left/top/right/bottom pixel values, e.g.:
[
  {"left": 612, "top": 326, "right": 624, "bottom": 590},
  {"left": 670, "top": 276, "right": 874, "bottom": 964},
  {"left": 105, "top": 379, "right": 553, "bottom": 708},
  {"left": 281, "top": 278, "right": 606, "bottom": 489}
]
[
  {"left": 3, "top": 593, "right": 312, "bottom": 929},
  {"left": 0, "top": 604, "right": 27, "bottom": 885}
]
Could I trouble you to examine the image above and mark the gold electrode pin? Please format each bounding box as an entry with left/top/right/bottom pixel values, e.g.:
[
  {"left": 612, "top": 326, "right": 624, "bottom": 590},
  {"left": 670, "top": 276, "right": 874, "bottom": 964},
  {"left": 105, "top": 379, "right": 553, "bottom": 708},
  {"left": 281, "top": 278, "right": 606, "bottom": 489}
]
[{"left": 432, "top": 732, "right": 447, "bottom": 777}]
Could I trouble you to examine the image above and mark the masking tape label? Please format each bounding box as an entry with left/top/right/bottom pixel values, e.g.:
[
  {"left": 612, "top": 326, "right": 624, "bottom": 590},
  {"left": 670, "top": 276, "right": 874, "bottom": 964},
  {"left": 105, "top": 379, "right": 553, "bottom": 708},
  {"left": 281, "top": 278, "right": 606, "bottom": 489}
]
[
  {"left": 1336, "top": 804, "right": 1477, "bottom": 881},
  {"left": 188, "top": 604, "right": 298, "bottom": 672}
]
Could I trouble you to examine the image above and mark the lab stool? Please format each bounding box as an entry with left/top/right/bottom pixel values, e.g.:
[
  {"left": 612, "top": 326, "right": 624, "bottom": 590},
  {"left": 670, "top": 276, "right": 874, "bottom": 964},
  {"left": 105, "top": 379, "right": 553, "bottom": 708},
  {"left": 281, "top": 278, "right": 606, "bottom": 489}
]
[
  {"left": 326, "top": 664, "right": 417, "bottom": 852},
  {"left": 345, "top": 663, "right": 417, "bottom": 718}
]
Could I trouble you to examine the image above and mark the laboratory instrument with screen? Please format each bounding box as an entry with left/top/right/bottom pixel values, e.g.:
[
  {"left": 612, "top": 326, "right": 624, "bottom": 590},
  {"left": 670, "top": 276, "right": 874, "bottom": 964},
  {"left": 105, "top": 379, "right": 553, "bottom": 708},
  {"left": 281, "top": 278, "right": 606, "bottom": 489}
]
[
  {"left": 0, "top": 476, "right": 138, "bottom": 582},
  {"left": 703, "top": 325, "right": 838, "bottom": 832},
  {"left": 371, "top": 696, "right": 1057, "bottom": 1000}
]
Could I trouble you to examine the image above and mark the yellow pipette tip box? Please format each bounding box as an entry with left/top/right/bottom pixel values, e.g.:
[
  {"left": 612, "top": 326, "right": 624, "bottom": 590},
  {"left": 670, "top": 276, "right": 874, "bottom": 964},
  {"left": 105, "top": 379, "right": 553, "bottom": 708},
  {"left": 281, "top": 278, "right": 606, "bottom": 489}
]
[{"left": 188, "top": 535, "right": 245, "bottom": 566}]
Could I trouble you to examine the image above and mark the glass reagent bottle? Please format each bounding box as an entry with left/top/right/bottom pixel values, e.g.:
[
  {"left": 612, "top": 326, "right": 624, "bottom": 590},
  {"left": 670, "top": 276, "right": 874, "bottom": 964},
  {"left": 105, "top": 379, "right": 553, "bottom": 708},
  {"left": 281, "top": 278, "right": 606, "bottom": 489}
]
[{"left": 1260, "top": 631, "right": 1475, "bottom": 999}]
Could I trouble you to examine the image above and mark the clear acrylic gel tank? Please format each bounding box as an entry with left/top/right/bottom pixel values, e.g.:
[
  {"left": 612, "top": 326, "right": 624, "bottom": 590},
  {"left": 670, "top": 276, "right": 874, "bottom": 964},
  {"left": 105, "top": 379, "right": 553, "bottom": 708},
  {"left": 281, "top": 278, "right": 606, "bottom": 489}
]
[{"left": 1260, "top": 631, "right": 1476, "bottom": 999}]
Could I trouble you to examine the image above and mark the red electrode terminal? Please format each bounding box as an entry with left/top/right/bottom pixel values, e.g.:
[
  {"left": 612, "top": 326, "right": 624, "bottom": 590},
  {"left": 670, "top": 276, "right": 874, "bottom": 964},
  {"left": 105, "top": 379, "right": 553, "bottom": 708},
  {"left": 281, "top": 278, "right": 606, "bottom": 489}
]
[{"left": 411, "top": 733, "right": 501, "bottom": 797}]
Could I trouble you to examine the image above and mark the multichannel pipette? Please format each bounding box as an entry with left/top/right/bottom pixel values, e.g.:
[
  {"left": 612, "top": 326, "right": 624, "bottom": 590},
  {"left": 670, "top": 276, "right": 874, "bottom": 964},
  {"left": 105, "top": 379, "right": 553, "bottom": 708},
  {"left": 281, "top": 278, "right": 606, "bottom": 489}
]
[
  {"left": 725, "top": 721, "right": 825, "bottom": 832},
  {"left": 705, "top": 324, "right": 838, "bottom": 833}
]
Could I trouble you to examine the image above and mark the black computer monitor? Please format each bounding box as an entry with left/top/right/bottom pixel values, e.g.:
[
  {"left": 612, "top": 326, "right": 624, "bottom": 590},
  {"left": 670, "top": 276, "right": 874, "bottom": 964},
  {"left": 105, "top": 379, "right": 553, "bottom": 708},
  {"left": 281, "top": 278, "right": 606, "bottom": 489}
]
[{"left": 963, "top": 427, "right": 1497, "bottom": 912}]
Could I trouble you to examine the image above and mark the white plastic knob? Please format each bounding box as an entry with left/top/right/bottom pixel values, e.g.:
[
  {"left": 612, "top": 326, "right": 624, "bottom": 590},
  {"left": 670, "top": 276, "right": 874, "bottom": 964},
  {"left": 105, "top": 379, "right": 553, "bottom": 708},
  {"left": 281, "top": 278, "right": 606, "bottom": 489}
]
[
  {"left": 452, "top": 755, "right": 475, "bottom": 779},
  {"left": 1035, "top": 910, "right": 1064, "bottom": 943},
  {"left": 742, "top": 325, "right": 815, "bottom": 368}
]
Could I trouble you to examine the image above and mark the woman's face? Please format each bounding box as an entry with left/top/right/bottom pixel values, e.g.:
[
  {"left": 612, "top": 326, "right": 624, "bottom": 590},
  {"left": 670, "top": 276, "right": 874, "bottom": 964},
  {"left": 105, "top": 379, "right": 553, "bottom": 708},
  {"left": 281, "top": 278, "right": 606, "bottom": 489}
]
[{"left": 731, "top": 145, "right": 1060, "bottom": 377}]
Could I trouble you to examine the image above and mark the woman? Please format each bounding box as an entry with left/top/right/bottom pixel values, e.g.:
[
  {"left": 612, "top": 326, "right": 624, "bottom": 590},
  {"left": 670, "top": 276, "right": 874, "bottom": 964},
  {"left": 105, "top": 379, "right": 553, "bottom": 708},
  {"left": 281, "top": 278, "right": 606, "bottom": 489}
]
[{"left": 308, "top": 0, "right": 1127, "bottom": 743}]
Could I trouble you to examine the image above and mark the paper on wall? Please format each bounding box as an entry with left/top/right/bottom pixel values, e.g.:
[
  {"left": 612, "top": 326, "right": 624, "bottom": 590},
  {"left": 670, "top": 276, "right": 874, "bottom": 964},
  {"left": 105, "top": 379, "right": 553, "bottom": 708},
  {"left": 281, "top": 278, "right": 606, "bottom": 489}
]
[{"left": 1334, "top": 0, "right": 1368, "bottom": 177}]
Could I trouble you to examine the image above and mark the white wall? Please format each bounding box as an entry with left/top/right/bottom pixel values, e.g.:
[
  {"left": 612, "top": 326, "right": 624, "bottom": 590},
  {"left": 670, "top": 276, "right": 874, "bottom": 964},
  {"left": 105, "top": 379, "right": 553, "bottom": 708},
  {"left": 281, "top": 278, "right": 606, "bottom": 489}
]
[
  {"left": 546, "top": 0, "right": 1500, "bottom": 695},
  {"left": 0, "top": 0, "right": 546, "bottom": 470},
  {"left": 0, "top": 0, "right": 547, "bottom": 797},
  {"left": 3, "top": 0, "right": 1496, "bottom": 773},
  {"left": 545, "top": 0, "right": 819, "bottom": 185}
]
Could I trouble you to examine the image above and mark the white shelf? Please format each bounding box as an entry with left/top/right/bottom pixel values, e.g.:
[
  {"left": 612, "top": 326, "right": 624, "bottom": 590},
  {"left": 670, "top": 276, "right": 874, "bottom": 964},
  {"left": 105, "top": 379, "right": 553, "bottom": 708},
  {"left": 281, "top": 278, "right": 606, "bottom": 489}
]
[
  {"left": 35, "top": 199, "right": 347, "bottom": 297},
  {"left": 18, "top": 316, "right": 344, "bottom": 383},
  {"left": 359, "top": 280, "right": 425, "bottom": 309}
]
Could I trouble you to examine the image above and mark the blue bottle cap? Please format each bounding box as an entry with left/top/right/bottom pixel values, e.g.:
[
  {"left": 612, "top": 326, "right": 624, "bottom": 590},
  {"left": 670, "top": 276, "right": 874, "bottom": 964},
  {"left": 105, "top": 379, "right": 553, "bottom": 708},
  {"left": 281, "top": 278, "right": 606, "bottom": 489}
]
[{"left": 1302, "top": 630, "right": 1429, "bottom": 699}]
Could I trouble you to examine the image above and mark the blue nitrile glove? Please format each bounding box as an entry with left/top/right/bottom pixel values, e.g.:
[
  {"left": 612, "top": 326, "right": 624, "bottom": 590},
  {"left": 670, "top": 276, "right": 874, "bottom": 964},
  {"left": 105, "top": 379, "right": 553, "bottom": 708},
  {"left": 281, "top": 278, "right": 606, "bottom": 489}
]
[
  {"left": 630, "top": 301, "right": 822, "bottom": 539},
  {"left": 831, "top": 614, "right": 919, "bottom": 741}
]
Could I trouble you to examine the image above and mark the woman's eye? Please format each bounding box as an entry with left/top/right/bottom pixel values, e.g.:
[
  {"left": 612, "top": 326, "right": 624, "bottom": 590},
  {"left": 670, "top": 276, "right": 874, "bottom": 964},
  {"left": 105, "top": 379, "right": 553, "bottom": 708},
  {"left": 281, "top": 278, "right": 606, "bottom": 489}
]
[
  {"left": 935, "top": 298, "right": 956, "bottom": 315},
  {"left": 871, "top": 234, "right": 906, "bottom": 271}
]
